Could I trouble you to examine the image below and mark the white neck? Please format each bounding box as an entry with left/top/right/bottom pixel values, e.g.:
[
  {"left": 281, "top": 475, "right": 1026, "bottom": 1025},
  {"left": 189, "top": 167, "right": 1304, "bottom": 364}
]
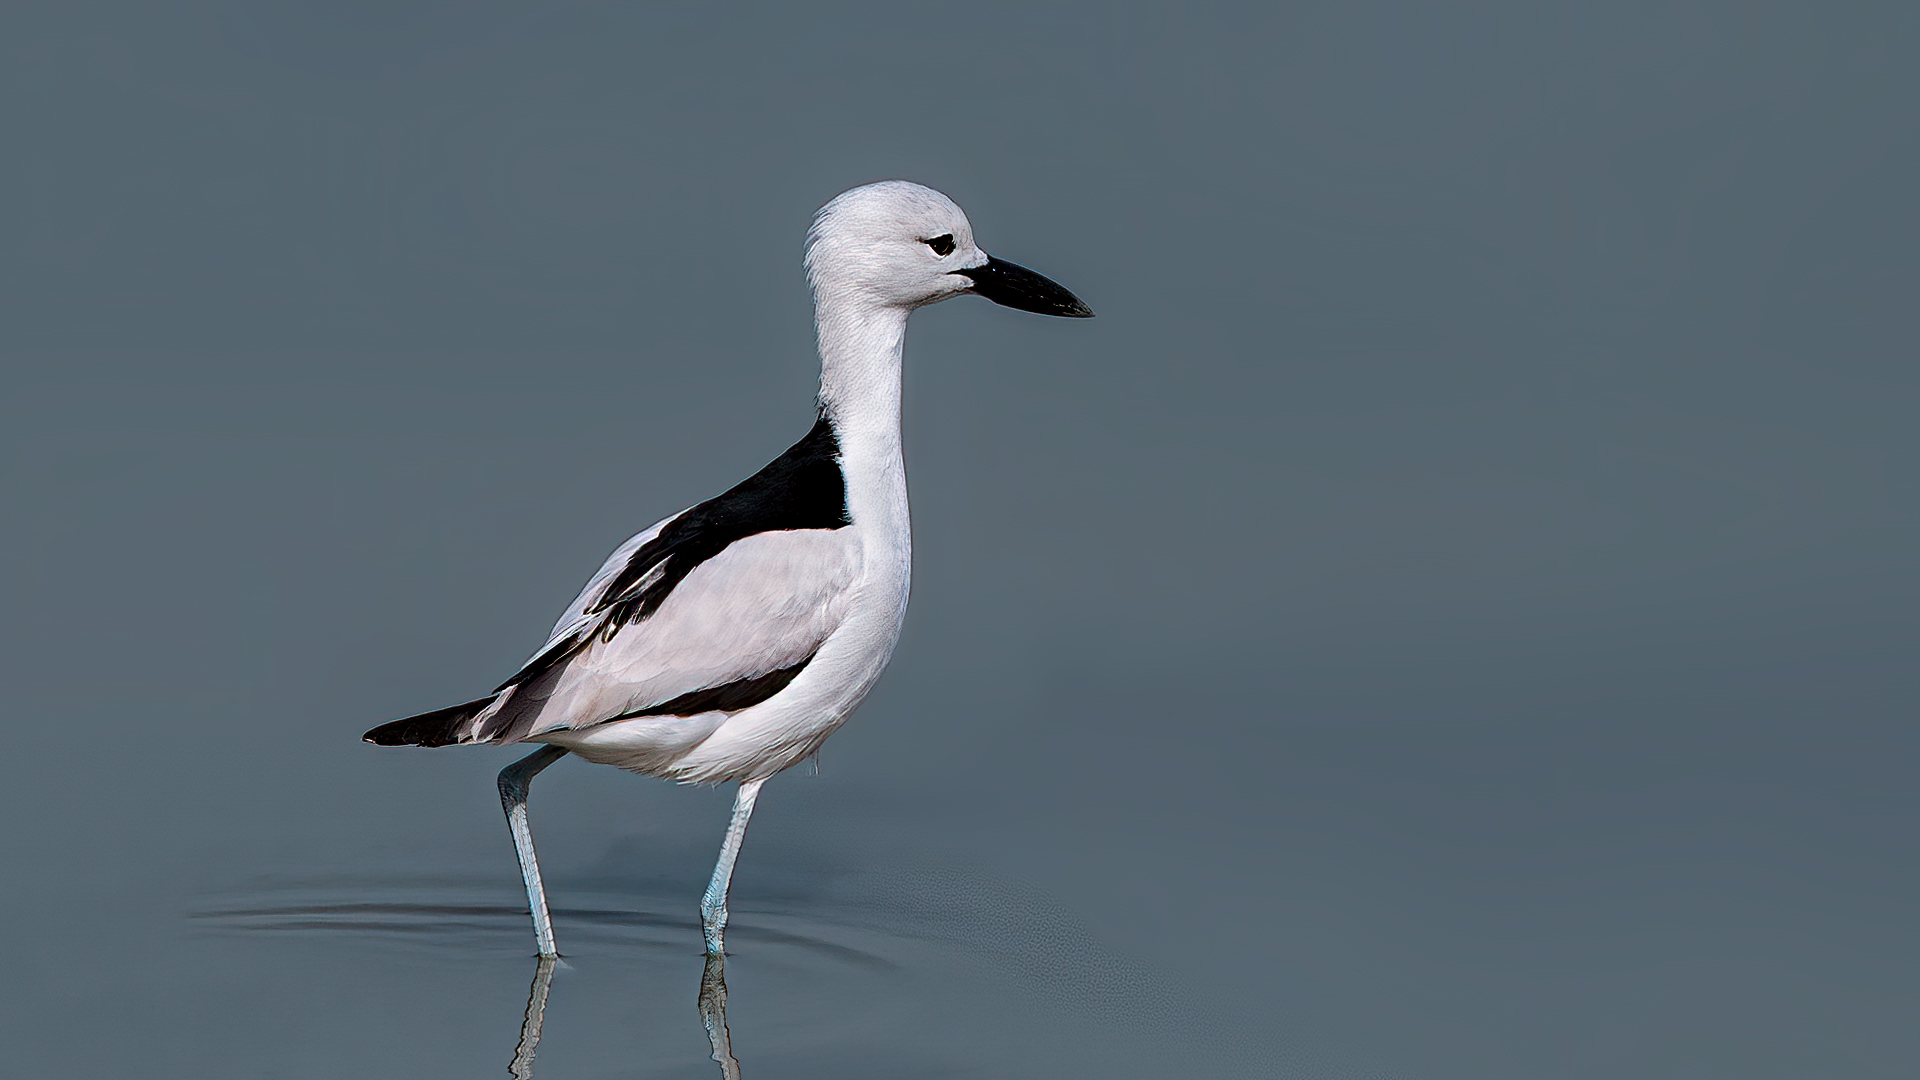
[
  {"left": 811, "top": 294, "right": 912, "bottom": 569},
  {"left": 814, "top": 299, "right": 909, "bottom": 443}
]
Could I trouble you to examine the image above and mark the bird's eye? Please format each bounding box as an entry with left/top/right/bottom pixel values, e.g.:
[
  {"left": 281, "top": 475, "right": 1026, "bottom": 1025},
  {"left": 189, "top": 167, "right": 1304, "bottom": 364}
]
[{"left": 925, "top": 234, "right": 955, "bottom": 257}]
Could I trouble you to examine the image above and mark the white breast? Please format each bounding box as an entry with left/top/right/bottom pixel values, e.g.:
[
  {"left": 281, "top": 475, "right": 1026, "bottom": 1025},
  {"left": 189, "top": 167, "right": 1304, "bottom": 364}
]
[{"left": 656, "top": 423, "right": 912, "bottom": 783}]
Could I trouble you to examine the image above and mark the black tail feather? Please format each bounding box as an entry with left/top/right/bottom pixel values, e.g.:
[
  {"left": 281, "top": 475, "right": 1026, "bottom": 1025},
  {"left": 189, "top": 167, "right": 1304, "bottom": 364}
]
[{"left": 363, "top": 696, "right": 497, "bottom": 747}]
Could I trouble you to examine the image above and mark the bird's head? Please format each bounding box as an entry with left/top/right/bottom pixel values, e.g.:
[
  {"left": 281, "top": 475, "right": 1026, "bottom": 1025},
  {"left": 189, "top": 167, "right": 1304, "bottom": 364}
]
[{"left": 805, "top": 180, "right": 1093, "bottom": 318}]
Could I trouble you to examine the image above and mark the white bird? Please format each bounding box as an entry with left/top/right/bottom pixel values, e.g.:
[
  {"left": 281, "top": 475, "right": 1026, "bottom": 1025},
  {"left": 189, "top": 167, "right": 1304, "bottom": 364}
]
[{"left": 366, "top": 180, "right": 1092, "bottom": 958}]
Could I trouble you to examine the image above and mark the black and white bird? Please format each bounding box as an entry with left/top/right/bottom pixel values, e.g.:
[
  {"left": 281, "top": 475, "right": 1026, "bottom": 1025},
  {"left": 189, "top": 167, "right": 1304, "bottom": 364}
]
[{"left": 365, "top": 181, "right": 1092, "bottom": 958}]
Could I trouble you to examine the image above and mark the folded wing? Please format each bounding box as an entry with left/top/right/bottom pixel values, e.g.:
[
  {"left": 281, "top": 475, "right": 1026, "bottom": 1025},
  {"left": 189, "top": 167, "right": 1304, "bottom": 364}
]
[
  {"left": 367, "top": 524, "right": 858, "bottom": 747},
  {"left": 365, "top": 414, "right": 856, "bottom": 750}
]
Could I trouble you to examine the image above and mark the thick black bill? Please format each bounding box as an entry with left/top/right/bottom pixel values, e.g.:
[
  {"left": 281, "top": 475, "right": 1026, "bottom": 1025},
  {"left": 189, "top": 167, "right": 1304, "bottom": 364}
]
[{"left": 955, "top": 257, "right": 1094, "bottom": 317}]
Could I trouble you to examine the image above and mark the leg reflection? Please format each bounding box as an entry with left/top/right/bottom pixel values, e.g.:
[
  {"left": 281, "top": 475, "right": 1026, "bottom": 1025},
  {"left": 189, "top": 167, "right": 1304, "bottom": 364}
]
[
  {"left": 499, "top": 950, "right": 745, "bottom": 1078},
  {"left": 508, "top": 955, "right": 559, "bottom": 1079},
  {"left": 698, "top": 951, "right": 743, "bottom": 1079}
]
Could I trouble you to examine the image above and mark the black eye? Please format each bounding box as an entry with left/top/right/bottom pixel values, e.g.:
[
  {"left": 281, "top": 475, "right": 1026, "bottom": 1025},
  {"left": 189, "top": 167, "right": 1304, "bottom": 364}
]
[{"left": 925, "top": 234, "right": 955, "bottom": 257}]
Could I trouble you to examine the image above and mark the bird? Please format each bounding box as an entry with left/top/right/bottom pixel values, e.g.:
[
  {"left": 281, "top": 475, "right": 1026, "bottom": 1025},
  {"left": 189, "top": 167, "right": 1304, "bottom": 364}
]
[{"left": 365, "top": 180, "right": 1093, "bottom": 958}]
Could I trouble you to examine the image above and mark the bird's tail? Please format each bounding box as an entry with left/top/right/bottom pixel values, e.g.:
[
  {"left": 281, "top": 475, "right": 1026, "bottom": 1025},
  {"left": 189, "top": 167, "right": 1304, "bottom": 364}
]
[{"left": 363, "top": 695, "right": 500, "bottom": 748}]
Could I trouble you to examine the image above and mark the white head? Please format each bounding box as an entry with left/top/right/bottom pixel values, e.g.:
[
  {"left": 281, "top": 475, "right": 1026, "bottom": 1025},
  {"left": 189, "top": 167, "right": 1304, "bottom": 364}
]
[{"left": 804, "top": 180, "right": 1092, "bottom": 318}]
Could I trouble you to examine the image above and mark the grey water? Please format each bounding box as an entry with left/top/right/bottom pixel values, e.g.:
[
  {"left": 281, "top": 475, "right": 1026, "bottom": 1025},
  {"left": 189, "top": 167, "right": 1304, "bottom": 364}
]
[{"left": 5, "top": 4, "right": 1919, "bottom": 1077}]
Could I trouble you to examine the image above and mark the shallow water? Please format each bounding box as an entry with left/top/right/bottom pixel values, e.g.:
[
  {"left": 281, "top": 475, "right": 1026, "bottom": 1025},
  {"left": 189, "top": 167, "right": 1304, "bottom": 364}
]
[
  {"left": 6, "top": 415, "right": 1917, "bottom": 1079},
  {"left": 170, "top": 804, "right": 1277, "bottom": 1078}
]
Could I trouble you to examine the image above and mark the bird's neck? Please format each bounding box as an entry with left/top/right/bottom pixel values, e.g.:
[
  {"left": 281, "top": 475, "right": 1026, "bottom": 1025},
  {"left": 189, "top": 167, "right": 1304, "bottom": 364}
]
[
  {"left": 813, "top": 298, "right": 911, "bottom": 543},
  {"left": 814, "top": 300, "right": 909, "bottom": 459}
]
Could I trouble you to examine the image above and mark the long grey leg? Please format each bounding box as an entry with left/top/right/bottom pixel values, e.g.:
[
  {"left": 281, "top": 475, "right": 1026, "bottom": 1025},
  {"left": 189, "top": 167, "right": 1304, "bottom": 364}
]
[
  {"left": 498, "top": 745, "right": 569, "bottom": 958},
  {"left": 699, "top": 778, "right": 766, "bottom": 956}
]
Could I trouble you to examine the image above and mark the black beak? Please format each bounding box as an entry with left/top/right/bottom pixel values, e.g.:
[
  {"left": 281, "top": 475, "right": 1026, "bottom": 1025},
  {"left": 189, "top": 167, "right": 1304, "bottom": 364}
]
[{"left": 955, "top": 257, "right": 1094, "bottom": 318}]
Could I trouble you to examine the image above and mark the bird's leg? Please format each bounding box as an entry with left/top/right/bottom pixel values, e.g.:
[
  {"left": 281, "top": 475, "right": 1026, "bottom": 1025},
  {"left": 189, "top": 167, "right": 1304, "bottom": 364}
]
[
  {"left": 498, "top": 745, "right": 569, "bottom": 958},
  {"left": 700, "top": 778, "right": 766, "bottom": 956}
]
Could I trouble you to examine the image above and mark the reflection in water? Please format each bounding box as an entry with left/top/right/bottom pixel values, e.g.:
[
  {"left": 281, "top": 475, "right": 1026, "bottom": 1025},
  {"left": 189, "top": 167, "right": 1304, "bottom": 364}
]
[
  {"left": 509, "top": 956, "right": 558, "bottom": 1079},
  {"left": 506, "top": 951, "right": 741, "bottom": 1078},
  {"left": 193, "top": 865, "right": 1238, "bottom": 1077},
  {"left": 698, "top": 952, "right": 743, "bottom": 1080}
]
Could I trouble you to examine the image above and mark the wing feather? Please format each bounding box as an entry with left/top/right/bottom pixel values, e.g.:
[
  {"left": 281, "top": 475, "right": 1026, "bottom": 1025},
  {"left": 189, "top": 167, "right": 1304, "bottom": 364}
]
[
  {"left": 492, "top": 512, "right": 683, "bottom": 692},
  {"left": 370, "top": 415, "right": 855, "bottom": 750},
  {"left": 477, "top": 527, "right": 859, "bottom": 743}
]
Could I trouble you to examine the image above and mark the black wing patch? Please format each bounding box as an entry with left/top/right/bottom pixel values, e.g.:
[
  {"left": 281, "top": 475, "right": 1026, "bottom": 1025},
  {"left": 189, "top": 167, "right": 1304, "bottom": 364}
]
[
  {"left": 494, "top": 413, "right": 848, "bottom": 694},
  {"left": 590, "top": 412, "right": 849, "bottom": 630},
  {"left": 608, "top": 651, "right": 815, "bottom": 721}
]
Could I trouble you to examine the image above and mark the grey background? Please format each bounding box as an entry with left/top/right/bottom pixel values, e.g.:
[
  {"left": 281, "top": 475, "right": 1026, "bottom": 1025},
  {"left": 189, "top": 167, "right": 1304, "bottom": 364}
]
[{"left": 4, "top": 2, "right": 1916, "bottom": 1077}]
